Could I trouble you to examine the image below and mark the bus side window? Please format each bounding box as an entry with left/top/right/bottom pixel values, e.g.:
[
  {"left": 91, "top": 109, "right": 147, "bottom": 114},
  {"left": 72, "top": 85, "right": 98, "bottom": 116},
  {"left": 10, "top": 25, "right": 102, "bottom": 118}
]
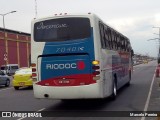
[
  {"left": 117, "top": 36, "right": 120, "bottom": 50},
  {"left": 127, "top": 40, "right": 129, "bottom": 52},
  {"left": 123, "top": 38, "right": 125, "bottom": 51},
  {"left": 125, "top": 39, "right": 128, "bottom": 51},
  {"left": 99, "top": 22, "right": 106, "bottom": 48},
  {"left": 114, "top": 32, "right": 117, "bottom": 50},
  {"left": 104, "top": 25, "right": 110, "bottom": 49},
  {"left": 122, "top": 38, "right": 125, "bottom": 51},
  {"left": 116, "top": 34, "right": 119, "bottom": 50},
  {"left": 120, "top": 37, "right": 122, "bottom": 51},
  {"left": 128, "top": 42, "right": 131, "bottom": 52},
  {"left": 114, "top": 33, "right": 117, "bottom": 50},
  {"left": 108, "top": 29, "right": 112, "bottom": 50},
  {"left": 110, "top": 30, "right": 113, "bottom": 50},
  {"left": 104, "top": 30, "right": 109, "bottom": 48},
  {"left": 111, "top": 31, "right": 114, "bottom": 50},
  {"left": 112, "top": 31, "right": 117, "bottom": 50},
  {"left": 107, "top": 30, "right": 110, "bottom": 50},
  {"left": 124, "top": 39, "right": 127, "bottom": 51}
]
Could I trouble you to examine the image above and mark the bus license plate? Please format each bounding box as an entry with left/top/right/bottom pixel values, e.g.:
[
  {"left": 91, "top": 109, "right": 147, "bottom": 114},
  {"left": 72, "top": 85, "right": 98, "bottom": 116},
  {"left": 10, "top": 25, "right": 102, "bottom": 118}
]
[{"left": 59, "top": 80, "right": 70, "bottom": 84}]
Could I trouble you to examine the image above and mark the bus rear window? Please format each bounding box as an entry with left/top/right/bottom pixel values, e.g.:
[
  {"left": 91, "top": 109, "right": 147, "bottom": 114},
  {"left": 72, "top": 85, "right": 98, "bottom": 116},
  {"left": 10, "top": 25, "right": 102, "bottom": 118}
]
[{"left": 34, "top": 17, "right": 91, "bottom": 42}]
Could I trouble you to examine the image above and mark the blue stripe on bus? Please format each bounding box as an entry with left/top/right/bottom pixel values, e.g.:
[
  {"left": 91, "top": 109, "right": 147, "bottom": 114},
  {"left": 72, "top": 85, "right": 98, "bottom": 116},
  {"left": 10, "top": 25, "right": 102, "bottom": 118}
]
[{"left": 41, "top": 28, "right": 95, "bottom": 81}]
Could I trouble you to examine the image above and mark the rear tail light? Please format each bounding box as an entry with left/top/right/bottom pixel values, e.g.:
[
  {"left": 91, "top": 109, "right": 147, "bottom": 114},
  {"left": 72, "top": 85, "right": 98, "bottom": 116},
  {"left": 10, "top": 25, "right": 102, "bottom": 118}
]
[
  {"left": 93, "top": 71, "right": 100, "bottom": 75},
  {"left": 32, "top": 68, "right": 36, "bottom": 72},
  {"left": 92, "top": 60, "right": 99, "bottom": 65},
  {"left": 32, "top": 73, "right": 37, "bottom": 77},
  {"left": 31, "top": 63, "right": 36, "bottom": 67},
  {"left": 92, "top": 60, "right": 100, "bottom": 80},
  {"left": 31, "top": 63, "right": 38, "bottom": 82},
  {"left": 92, "top": 66, "right": 100, "bottom": 70}
]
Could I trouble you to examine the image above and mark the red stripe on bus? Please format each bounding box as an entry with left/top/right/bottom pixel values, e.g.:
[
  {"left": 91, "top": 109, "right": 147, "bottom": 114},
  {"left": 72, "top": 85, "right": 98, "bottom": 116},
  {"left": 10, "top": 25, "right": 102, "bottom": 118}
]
[{"left": 36, "top": 74, "right": 96, "bottom": 86}]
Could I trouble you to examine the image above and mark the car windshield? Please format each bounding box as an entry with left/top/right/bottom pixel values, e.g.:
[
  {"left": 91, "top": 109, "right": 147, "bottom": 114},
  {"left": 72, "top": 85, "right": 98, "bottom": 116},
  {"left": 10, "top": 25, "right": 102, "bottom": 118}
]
[
  {"left": 0, "top": 71, "right": 5, "bottom": 75},
  {"left": 11, "top": 66, "right": 19, "bottom": 69},
  {"left": 0, "top": 66, "right": 7, "bottom": 70},
  {"left": 16, "top": 69, "right": 32, "bottom": 74}
]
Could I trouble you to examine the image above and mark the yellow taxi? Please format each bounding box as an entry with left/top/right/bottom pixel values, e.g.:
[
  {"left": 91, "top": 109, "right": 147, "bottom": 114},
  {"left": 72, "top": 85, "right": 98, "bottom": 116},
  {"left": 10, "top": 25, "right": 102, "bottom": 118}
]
[{"left": 13, "top": 68, "right": 32, "bottom": 90}]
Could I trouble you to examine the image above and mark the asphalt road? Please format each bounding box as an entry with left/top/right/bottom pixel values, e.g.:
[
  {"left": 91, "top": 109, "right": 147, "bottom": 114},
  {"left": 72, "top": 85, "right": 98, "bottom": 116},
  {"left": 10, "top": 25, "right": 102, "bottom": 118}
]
[{"left": 0, "top": 60, "right": 159, "bottom": 120}]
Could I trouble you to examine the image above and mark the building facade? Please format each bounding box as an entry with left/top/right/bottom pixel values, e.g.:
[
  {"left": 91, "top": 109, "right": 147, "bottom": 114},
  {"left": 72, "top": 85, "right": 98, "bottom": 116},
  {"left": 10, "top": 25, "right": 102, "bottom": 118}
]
[{"left": 0, "top": 28, "right": 30, "bottom": 67}]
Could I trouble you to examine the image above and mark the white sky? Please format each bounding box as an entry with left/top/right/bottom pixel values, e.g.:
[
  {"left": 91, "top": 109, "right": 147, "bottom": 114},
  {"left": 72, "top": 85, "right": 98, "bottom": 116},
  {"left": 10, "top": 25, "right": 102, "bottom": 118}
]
[{"left": 0, "top": 0, "right": 160, "bottom": 57}]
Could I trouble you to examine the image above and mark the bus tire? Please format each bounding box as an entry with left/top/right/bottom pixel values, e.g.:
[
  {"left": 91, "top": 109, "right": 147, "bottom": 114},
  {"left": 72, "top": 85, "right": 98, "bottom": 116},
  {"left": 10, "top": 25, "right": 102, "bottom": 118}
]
[
  {"left": 126, "top": 70, "right": 131, "bottom": 86},
  {"left": 111, "top": 79, "right": 117, "bottom": 100}
]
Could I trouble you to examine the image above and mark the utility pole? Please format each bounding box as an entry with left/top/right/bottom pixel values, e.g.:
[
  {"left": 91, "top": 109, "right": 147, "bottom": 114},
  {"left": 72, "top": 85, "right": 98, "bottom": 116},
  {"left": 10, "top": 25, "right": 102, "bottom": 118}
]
[
  {"left": 148, "top": 27, "right": 160, "bottom": 63},
  {"left": 35, "top": 0, "right": 38, "bottom": 18},
  {"left": 153, "top": 27, "right": 160, "bottom": 54},
  {"left": 0, "top": 11, "right": 17, "bottom": 65}
]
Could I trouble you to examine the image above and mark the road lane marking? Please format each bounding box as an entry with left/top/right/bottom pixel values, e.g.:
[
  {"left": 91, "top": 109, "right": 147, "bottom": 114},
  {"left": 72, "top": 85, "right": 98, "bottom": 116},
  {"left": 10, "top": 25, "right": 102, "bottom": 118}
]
[
  {"left": 141, "top": 69, "right": 156, "bottom": 120},
  {"left": 0, "top": 87, "right": 13, "bottom": 91},
  {"left": 16, "top": 108, "right": 46, "bottom": 120},
  {"left": 37, "top": 108, "right": 46, "bottom": 112},
  {"left": 16, "top": 115, "right": 27, "bottom": 120}
]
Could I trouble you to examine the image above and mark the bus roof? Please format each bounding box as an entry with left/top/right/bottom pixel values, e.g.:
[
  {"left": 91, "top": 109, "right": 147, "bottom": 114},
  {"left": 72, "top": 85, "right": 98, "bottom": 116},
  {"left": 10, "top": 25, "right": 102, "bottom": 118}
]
[
  {"left": 32, "top": 13, "right": 131, "bottom": 47},
  {"left": 32, "top": 13, "right": 98, "bottom": 22}
]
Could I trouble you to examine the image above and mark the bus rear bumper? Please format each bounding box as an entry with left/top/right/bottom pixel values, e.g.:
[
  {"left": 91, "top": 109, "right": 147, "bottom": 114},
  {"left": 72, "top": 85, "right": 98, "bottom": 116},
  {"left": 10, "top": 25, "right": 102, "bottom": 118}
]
[{"left": 33, "top": 83, "right": 102, "bottom": 99}]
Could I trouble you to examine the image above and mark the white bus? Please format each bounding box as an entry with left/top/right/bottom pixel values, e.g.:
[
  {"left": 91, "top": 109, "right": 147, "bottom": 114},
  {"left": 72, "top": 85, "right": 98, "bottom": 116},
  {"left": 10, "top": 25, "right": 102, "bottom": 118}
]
[{"left": 31, "top": 13, "right": 133, "bottom": 100}]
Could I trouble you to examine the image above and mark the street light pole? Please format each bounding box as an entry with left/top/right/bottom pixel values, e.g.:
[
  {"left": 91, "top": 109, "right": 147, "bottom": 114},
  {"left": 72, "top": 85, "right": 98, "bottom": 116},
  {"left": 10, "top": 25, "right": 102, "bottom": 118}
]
[
  {"left": 147, "top": 27, "right": 160, "bottom": 64},
  {"left": 153, "top": 27, "right": 160, "bottom": 53},
  {"left": 0, "top": 11, "right": 16, "bottom": 65},
  {"left": 151, "top": 27, "right": 160, "bottom": 63}
]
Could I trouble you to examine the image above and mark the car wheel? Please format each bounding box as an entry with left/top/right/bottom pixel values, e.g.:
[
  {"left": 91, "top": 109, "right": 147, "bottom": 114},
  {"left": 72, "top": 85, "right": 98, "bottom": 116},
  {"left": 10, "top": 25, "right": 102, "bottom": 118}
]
[
  {"left": 14, "top": 86, "right": 19, "bottom": 90},
  {"left": 5, "top": 80, "right": 10, "bottom": 87}
]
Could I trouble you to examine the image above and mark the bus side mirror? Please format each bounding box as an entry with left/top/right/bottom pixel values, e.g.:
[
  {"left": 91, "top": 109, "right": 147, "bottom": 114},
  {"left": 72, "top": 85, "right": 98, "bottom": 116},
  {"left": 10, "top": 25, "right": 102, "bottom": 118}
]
[
  {"left": 131, "top": 49, "right": 134, "bottom": 56},
  {"left": 158, "top": 57, "right": 160, "bottom": 64}
]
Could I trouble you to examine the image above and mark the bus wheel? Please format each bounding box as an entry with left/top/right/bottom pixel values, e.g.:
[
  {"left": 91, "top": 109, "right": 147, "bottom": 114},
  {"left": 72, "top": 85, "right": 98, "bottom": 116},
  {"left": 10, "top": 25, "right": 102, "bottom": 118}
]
[
  {"left": 126, "top": 70, "right": 131, "bottom": 86},
  {"left": 111, "top": 81, "right": 117, "bottom": 100}
]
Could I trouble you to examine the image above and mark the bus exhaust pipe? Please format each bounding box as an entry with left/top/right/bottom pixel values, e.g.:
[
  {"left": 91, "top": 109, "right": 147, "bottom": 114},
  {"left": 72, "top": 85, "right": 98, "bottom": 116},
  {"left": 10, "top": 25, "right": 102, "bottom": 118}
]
[{"left": 44, "top": 94, "right": 49, "bottom": 98}]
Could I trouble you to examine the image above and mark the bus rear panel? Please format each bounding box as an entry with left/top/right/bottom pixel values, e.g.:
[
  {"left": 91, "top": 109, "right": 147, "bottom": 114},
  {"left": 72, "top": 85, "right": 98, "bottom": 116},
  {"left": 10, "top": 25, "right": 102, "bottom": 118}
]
[
  {"left": 32, "top": 16, "right": 102, "bottom": 99},
  {"left": 32, "top": 14, "right": 132, "bottom": 100}
]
